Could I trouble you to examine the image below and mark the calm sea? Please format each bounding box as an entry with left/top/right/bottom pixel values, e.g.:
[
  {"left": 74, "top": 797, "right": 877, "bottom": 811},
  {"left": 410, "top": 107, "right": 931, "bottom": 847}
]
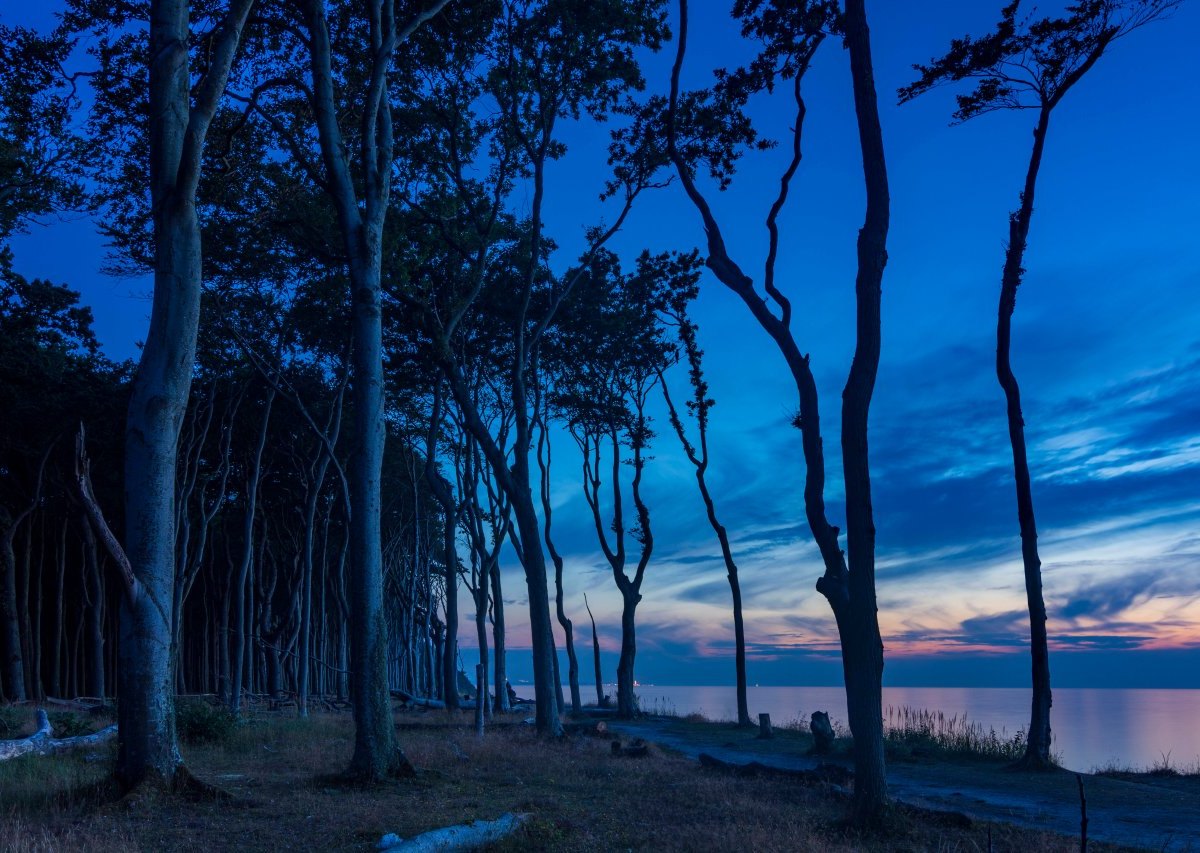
[{"left": 625, "top": 684, "right": 1200, "bottom": 772}]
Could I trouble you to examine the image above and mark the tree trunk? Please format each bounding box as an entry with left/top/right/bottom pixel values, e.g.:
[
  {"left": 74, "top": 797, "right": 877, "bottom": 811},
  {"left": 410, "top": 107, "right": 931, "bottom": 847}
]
[
  {"left": 345, "top": 251, "right": 403, "bottom": 778},
  {"left": 117, "top": 197, "right": 200, "bottom": 786},
  {"left": 116, "top": 0, "right": 255, "bottom": 789},
  {"left": 229, "top": 388, "right": 275, "bottom": 714},
  {"left": 0, "top": 525, "right": 25, "bottom": 701},
  {"left": 584, "top": 593, "right": 604, "bottom": 707},
  {"left": 999, "top": 107, "right": 1054, "bottom": 768},
  {"left": 616, "top": 590, "right": 638, "bottom": 718},
  {"left": 828, "top": 0, "right": 891, "bottom": 821},
  {"left": 80, "top": 514, "right": 106, "bottom": 697},
  {"left": 489, "top": 558, "right": 509, "bottom": 713},
  {"left": 508, "top": 492, "right": 562, "bottom": 734},
  {"left": 50, "top": 520, "right": 68, "bottom": 698}
]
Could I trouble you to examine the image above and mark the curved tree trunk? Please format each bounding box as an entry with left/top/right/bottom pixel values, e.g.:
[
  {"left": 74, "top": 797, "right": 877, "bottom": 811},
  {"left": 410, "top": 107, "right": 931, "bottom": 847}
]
[
  {"left": 999, "top": 108, "right": 1053, "bottom": 768},
  {"left": 829, "top": 0, "right": 890, "bottom": 820},
  {"left": 584, "top": 593, "right": 604, "bottom": 707},
  {"left": 490, "top": 559, "right": 509, "bottom": 713},
  {"left": 115, "top": 0, "right": 255, "bottom": 789}
]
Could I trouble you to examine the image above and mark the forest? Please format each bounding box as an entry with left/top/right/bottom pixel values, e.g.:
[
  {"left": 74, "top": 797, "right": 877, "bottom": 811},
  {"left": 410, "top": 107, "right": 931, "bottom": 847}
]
[{"left": 1, "top": 0, "right": 1194, "bottom": 850}]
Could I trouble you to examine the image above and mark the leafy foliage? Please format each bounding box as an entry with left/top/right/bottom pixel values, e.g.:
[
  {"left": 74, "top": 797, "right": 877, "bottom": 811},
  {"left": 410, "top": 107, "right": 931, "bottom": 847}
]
[{"left": 898, "top": 0, "right": 1184, "bottom": 120}]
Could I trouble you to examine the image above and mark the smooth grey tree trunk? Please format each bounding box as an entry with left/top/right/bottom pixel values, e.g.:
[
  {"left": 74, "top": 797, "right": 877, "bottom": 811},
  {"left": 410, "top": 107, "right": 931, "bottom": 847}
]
[
  {"left": 115, "top": 0, "right": 255, "bottom": 788},
  {"left": 299, "top": 0, "right": 449, "bottom": 779}
]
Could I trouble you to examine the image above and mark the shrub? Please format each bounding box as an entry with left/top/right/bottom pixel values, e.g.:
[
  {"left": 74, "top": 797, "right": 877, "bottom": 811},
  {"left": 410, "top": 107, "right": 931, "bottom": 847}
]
[
  {"left": 47, "top": 711, "right": 92, "bottom": 738},
  {"left": 175, "top": 698, "right": 237, "bottom": 744}
]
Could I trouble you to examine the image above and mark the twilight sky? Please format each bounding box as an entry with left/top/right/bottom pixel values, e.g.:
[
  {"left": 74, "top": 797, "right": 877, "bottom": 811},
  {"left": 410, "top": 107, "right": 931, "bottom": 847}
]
[{"left": 7, "top": 1, "right": 1200, "bottom": 688}]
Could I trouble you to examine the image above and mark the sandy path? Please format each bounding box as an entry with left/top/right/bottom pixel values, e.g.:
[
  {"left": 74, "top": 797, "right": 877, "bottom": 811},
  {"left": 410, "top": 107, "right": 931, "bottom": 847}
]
[{"left": 608, "top": 718, "right": 1200, "bottom": 851}]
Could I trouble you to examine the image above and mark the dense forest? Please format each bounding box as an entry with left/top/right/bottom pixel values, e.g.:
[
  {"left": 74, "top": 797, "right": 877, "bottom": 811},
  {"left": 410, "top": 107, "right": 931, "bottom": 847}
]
[{"left": 0, "top": 0, "right": 1187, "bottom": 835}]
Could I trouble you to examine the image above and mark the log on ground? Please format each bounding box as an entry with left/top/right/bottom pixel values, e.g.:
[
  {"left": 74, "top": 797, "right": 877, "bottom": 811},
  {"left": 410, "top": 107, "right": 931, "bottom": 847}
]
[
  {"left": 0, "top": 709, "right": 117, "bottom": 762},
  {"left": 376, "top": 812, "right": 531, "bottom": 851}
]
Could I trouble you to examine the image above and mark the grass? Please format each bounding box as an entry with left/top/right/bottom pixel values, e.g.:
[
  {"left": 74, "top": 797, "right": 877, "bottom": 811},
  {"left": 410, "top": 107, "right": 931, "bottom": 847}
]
[
  {"left": 0, "top": 706, "right": 1113, "bottom": 852},
  {"left": 1093, "top": 751, "right": 1200, "bottom": 778},
  {"left": 882, "top": 706, "right": 1030, "bottom": 764}
]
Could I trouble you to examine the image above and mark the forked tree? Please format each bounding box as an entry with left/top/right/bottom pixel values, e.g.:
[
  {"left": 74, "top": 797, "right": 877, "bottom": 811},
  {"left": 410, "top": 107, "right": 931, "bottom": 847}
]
[
  {"left": 899, "top": 0, "right": 1181, "bottom": 769},
  {"left": 660, "top": 0, "right": 891, "bottom": 820},
  {"left": 229, "top": 0, "right": 451, "bottom": 780},
  {"left": 68, "top": 0, "right": 257, "bottom": 789}
]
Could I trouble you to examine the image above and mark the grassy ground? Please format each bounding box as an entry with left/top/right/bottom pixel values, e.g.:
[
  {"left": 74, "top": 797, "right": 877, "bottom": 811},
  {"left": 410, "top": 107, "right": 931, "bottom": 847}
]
[{"left": 0, "top": 704, "right": 1138, "bottom": 852}]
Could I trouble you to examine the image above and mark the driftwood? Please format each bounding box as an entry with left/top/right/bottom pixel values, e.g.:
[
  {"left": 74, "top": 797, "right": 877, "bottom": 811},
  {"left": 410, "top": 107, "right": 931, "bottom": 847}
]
[
  {"left": 0, "top": 709, "right": 118, "bottom": 762},
  {"left": 697, "top": 752, "right": 852, "bottom": 789},
  {"left": 377, "top": 812, "right": 531, "bottom": 851}
]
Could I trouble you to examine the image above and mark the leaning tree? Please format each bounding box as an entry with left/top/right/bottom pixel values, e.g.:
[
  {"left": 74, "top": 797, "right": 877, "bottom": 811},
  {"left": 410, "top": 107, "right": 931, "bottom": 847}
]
[
  {"left": 651, "top": 0, "right": 892, "bottom": 820},
  {"left": 899, "top": 0, "right": 1182, "bottom": 769}
]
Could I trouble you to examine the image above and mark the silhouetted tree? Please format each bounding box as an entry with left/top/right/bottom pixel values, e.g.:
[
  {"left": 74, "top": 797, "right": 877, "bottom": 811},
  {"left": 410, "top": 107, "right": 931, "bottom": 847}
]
[
  {"left": 655, "top": 253, "right": 755, "bottom": 727},
  {"left": 899, "top": 0, "right": 1182, "bottom": 769},
  {"left": 657, "top": 0, "right": 892, "bottom": 820}
]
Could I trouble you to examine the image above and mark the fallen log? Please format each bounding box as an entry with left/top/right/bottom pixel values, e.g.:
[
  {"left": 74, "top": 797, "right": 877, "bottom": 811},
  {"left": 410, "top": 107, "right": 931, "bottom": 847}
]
[
  {"left": 0, "top": 709, "right": 118, "bottom": 762},
  {"left": 376, "top": 812, "right": 531, "bottom": 851}
]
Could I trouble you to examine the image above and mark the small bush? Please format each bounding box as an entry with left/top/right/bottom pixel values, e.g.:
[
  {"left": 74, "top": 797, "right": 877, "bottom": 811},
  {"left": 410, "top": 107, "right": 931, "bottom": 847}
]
[
  {"left": 175, "top": 698, "right": 237, "bottom": 744},
  {"left": 47, "top": 712, "right": 92, "bottom": 738}
]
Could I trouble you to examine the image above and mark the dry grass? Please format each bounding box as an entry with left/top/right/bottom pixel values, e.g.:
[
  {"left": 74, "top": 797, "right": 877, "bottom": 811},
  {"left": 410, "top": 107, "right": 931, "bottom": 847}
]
[
  {"left": 882, "top": 706, "right": 1030, "bottom": 763},
  {"left": 0, "top": 708, "right": 1114, "bottom": 852}
]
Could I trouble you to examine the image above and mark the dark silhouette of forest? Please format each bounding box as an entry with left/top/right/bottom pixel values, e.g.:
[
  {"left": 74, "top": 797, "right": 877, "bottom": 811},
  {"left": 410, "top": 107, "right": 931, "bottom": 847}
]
[{"left": 0, "top": 0, "right": 1187, "bottom": 844}]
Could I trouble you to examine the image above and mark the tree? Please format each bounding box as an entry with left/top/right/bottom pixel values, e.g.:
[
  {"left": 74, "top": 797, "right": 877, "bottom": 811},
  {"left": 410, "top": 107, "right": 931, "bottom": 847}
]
[
  {"left": 660, "top": 0, "right": 892, "bottom": 820},
  {"left": 228, "top": 0, "right": 452, "bottom": 780},
  {"left": 63, "top": 0, "right": 257, "bottom": 788},
  {"left": 555, "top": 250, "right": 679, "bottom": 719},
  {"left": 0, "top": 24, "right": 86, "bottom": 245},
  {"left": 394, "top": 0, "right": 671, "bottom": 735},
  {"left": 655, "top": 254, "right": 754, "bottom": 727},
  {"left": 898, "top": 0, "right": 1181, "bottom": 769}
]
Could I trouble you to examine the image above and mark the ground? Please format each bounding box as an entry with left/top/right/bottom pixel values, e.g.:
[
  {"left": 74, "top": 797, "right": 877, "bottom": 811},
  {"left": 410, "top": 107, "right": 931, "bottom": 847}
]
[
  {"left": 608, "top": 715, "right": 1200, "bottom": 852},
  {"left": 0, "top": 704, "right": 1193, "bottom": 851}
]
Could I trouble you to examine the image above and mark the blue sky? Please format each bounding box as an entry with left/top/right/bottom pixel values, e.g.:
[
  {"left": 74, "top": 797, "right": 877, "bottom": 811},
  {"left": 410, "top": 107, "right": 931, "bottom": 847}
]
[{"left": 7, "top": 1, "right": 1200, "bottom": 688}]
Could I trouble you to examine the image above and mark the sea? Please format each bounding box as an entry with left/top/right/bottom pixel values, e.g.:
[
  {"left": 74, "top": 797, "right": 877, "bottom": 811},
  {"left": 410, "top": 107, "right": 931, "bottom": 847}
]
[{"left": 624, "top": 684, "right": 1200, "bottom": 772}]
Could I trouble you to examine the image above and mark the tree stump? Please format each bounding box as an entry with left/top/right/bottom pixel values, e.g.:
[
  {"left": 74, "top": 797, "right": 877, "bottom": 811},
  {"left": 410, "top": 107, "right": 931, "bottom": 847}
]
[
  {"left": 810, "top": 711, "right": 835, "bottom": 754},
  {"left": 757, "top": 713, "right": 774, "bottom": 739}
]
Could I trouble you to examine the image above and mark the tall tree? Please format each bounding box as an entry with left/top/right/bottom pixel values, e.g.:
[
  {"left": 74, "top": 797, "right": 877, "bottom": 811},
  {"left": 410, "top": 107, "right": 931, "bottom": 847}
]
[
  {"left": 655, "top": 254, "right": 754, "bottom": 727},
  {"left": 898, "top": 0, "right": 1181, "bottom": 768},
  {"left": 395, "top": 0, "right": 671, "bottom": 734},
  {"left": 230, "top": 0, "right": 451, "bottom": 779},
  {"left": 555, "top": 251, "right": 678, "bottom": 719},
  {"left": 62, "top": 0, "right": 256, "bottom": 787},
  {"left": 660, "top": 0, "right": 892, "bottom": 820}
]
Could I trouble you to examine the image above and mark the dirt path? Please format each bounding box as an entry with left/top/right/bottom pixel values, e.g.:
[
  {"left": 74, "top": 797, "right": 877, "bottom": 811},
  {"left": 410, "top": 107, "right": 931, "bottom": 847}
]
[{"left": 608, "top": 718, "right": 1200, "bottom": 852}]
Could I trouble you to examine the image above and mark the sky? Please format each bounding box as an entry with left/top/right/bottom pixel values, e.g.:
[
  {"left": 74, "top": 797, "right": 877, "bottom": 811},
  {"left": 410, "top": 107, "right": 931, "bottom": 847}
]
[{"left": 6, "top": 1, "right": 1200, "bottom": 689}]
